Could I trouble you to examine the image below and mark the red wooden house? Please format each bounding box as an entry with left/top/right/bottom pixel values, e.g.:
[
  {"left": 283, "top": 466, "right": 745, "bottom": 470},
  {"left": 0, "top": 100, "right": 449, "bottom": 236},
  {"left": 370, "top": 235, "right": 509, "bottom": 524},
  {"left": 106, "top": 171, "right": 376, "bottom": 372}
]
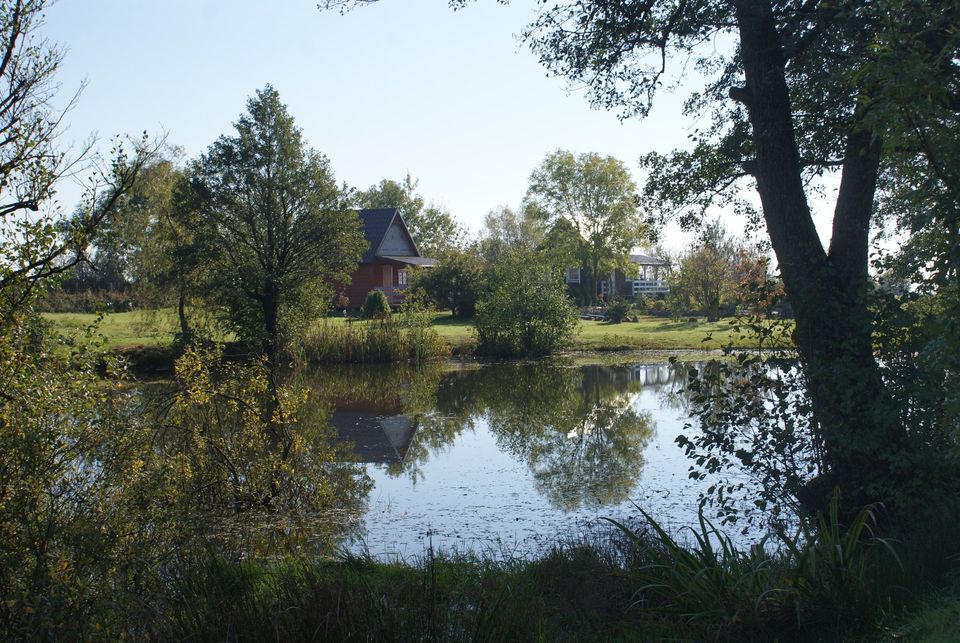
[{"left": 339, "top": 208, "right": 437, "bottom": 308}]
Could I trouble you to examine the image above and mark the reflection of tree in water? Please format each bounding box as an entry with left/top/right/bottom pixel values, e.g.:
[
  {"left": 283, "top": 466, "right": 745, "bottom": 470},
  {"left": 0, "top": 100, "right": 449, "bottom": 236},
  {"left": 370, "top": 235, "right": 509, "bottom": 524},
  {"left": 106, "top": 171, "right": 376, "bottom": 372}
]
[
  {"left": 658, "top": 360, "right": 721, "bottom": 413},
  {"left": 302, "top": 363, "right": 477, "bottom": 482},
  {"left": 307, "top": 361, "right": 666, "bottom": 510},
  {"left": 473, "top": 364, "right": 655, "bottom": 511}
]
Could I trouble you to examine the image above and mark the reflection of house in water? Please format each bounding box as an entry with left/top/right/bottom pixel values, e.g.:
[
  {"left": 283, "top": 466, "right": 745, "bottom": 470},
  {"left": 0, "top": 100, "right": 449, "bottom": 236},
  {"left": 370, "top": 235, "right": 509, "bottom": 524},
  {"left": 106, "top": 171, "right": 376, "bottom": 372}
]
[
  {"left": 331, "top": 408, "right": 419, "bottom": 464},
  {"left": 623, "top": 363, "right": 678, "bottom": 387}
]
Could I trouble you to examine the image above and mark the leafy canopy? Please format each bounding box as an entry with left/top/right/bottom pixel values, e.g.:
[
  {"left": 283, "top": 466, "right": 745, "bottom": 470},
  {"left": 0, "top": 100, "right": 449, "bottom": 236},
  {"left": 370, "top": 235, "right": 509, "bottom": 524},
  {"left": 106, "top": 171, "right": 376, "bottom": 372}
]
[
  {"left": 526, "top": 150, "right": 645, "bottom": 303},
  {"left": 195, "top": 85, "right": 366, "bottom": 355}
]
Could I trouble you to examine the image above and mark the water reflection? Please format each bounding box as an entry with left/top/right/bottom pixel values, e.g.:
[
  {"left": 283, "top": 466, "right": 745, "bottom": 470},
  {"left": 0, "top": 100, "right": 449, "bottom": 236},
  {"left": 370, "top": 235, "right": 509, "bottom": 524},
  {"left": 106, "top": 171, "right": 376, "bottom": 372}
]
[{"left": 307, "top": 362, "right": 692, "bottom": 512}]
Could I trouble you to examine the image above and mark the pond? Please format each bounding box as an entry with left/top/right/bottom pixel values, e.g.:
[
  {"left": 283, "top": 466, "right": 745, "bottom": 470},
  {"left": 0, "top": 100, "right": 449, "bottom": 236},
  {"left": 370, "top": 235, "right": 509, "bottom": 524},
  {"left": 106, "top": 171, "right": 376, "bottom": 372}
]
[{"left": 302, "top": 358, "right": 752, "bottom": 559}]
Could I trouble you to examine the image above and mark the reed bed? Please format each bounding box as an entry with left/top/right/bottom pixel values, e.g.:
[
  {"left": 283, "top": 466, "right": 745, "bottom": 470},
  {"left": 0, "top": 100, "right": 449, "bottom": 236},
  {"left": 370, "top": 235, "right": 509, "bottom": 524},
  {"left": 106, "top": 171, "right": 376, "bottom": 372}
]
[{"left": 300, "top": 318, "right": 448, "bottom": 364}]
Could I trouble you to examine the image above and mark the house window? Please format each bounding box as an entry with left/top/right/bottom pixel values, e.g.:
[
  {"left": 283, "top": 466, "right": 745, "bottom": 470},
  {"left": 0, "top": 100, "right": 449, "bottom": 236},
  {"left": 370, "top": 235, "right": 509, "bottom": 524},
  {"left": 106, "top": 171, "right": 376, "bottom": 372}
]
[
  {"left": 599, "top": 280, "right": 609, "bottom": 295},
  {"left": 565, "top": 267, "right": 581, "bottom": 284},
  {"left": 397, "top": 269, "right": 409, "bottom": 287}
]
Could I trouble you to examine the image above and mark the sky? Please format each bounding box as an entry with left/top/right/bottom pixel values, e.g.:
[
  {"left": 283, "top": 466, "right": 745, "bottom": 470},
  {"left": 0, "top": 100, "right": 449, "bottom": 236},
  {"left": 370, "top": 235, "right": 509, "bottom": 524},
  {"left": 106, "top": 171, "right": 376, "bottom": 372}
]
[{"left": 41, "top": 0, "right": 832, "bottom": 252}]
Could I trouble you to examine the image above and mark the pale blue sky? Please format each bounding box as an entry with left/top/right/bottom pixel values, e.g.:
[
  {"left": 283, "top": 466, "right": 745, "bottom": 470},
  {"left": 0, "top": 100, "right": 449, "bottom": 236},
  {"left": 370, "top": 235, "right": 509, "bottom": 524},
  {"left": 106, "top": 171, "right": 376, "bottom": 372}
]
[{"left": 42, "top": 1, "right": 750, "bottom": 249}]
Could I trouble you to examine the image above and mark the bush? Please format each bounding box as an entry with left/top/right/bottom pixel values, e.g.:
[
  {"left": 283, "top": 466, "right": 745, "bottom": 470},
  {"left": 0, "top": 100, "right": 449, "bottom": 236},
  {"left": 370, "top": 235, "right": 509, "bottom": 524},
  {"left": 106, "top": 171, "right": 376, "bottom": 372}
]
[
  {"left": 475, "top": 251, "right": 578, "bottom": 357},
  {"left": 35, "top": 288, "right": 136, "bottom": 313},
  {"left": 361, "top": 289, "right": 391, "bottom": 320},
  {"left": 605, "top": 299, "right": 632, "bottom": 324},
  {"left": 412, "top": 247, "right": 486, "bottom": 317},
  {"left": 647, "top": 298, "right": 670, "bottom": 317}
]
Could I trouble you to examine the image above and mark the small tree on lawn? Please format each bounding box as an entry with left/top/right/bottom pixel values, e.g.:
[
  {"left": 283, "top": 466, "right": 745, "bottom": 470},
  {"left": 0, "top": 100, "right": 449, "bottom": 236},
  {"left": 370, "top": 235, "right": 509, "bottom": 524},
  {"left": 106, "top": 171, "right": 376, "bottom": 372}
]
[{"left": 475, "top": 250, "right": 578, "bottom": 357}]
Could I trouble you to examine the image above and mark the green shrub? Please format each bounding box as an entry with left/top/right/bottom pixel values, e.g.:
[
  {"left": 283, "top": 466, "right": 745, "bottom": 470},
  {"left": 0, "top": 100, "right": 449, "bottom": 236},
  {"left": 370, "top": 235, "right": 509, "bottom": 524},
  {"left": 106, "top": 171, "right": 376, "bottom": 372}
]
[
  {"left": 412, "top": 248, "right": 486, "bottom": 317},
  {"left": 475, "top": 251, "right": 578, "bottom": 357},
  {"left": 605, "top": 299, "right": 632, "bottom": 324},
  {"left": 648, "top": 298, "right": 670, "bottom": 317},
  {"left": 361, "top": 289, "right": 391, "bottom": 320}
]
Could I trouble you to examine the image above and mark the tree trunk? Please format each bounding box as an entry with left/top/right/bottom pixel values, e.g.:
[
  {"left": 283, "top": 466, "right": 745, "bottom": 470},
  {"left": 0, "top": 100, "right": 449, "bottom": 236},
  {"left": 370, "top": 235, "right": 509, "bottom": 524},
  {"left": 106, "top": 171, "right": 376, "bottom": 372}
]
[
  {"left": 707, "top": 303, "right": 719, "bottom": 323},
  {"left": 734, "top": 1, "right": 906, "bottom": 510},
  {"left": 262, "top": 282, "right": 280, "bottom": 362},
  {"left": 588, "top": 269, "right": 596, "bottom": 305},
  {"left": 177, "top": 272, "right": 190, "bottom": 343}
]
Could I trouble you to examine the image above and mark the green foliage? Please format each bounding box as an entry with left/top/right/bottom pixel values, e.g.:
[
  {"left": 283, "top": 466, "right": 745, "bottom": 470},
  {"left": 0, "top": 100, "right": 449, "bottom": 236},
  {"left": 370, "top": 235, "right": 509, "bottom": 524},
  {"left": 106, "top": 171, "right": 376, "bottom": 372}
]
[
  {"left": 163, "top": 345, "right": 369, "bottom": 545},
  {"left": 194, "top": 85, "right": 366, "bottom": 357},
  {"left": 669, "top": 220, "right": 741, "bottom": 322},
  {"left": 35, "top": 287, "right": 137, "bottom": 313},
  {"left": 604, "top": 298, "right": 632, "bottom": 324},
  {"left": 301, "top": 312, "right": 447, "bottom": 364},
  {"left": 361, "top": 289, "right": 391, "bottom": 320},
  {"left": 526, "top": 150, "right": 646, "bottom": 304},
  {"left": 154, "top": 547, "right": 650, "bottom": 642},
  {"left": 478, "top": 204, "right": 546, "bottom": 264},
  {"left": 675, "top": 349, "right": 818, "bottom": 527},
  {"left": 0, "top": 318, "right": 194, "bottom": 639},
  {"left": 608, "top": 494, "right": 904, "bottom": 639},
  {"left": 474, "top": 250, "right": 578, "bottom": 357},
  {"left": 411, "top": 245, "right": 486, "bottom": 317}
]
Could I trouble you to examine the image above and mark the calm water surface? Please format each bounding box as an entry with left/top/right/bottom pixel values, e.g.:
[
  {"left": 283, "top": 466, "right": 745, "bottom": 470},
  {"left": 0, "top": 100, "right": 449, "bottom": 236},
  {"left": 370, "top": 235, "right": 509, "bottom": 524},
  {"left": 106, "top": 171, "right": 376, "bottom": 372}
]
[{"left": 312, "top": 359, "right": 748, "bottom": 559}]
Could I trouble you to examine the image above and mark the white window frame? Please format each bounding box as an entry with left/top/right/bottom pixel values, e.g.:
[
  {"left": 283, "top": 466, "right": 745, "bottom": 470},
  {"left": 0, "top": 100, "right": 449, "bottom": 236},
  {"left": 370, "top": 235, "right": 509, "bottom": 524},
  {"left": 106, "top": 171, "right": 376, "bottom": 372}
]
[
  {"left": 397, "top": 268, "right": 409, "bottom": 286},
  {"left": 565, "top": 267, "right": 581, "bottom": 284}
]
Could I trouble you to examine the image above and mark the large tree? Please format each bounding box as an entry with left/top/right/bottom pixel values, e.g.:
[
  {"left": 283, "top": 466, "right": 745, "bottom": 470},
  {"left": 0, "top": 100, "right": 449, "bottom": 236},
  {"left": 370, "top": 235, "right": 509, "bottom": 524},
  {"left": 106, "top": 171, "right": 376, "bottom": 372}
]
[
  {"left": 671, "top": 221, "right": 739, "bottom": 322},
  {"left": 106, "top": 156, "right": 207, "bottom": 341},
  {"left": 322, "top": 0, "right": 960, "bottom": 508},
  {"left": 0, "top": 0, "right": 152, "bottom": 326},
  {"left": 478, "top": 204, "right": 546, "bottom": 264},
  {"left": 357, "top": 172, "right": 462, "bottom": 255},
  {"left": 516, "top": 0, "right": 960, "bottom": 507},
  {"left": 195, "top": 86, "right": 366, "bottom": 358},
  {"left": 525, "top": 150, "right": 645, "bottom": 304}
]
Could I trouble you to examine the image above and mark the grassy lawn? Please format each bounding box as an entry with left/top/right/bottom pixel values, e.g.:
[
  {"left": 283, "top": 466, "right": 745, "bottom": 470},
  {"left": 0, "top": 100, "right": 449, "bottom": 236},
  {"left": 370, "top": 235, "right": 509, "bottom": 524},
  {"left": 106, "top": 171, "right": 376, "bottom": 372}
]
[
  {"left": 42, "top": 310, "right": 182, "bottom": 349},
  {"left": 427, "top": 312, "right": 789, "bottom": 351},
  {"left": 42, "top": 309, "right": 790, "bottom": 353}
]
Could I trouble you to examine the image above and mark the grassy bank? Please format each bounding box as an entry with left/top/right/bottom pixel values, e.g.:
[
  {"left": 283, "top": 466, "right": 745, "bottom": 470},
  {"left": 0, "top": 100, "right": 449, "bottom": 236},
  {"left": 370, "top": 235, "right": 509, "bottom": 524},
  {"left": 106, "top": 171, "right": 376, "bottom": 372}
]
[
  {"left": 150, "top": 500, "right": 960, "bottom": 642},
  {"left": 43, "top": 309, "right": 789, "bottom": 355}
]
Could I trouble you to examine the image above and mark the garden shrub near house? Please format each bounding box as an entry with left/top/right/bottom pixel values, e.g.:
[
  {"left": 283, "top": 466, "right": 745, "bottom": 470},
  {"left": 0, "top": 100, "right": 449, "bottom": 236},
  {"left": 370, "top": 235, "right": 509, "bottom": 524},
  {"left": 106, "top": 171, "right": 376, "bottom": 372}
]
[
  {"left": 605, "top": 299, "right": 631, "bottom": 324},
  {"left": 361, "top": 289, "right": 391, "bottom": 320},
  {"left": 475, "top": 251, "right": 577, "bottom": 357}
]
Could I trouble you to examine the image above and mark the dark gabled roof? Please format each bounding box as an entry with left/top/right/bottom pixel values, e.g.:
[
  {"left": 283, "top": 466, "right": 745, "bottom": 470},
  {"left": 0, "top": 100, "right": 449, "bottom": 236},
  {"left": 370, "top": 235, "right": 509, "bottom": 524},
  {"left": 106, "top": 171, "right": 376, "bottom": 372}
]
[
  {"left": 357, "top": 208, "right": 422, "bottom": 264},
  {"left": 330, "top": 411, "right": 419, "bottom": 464}
]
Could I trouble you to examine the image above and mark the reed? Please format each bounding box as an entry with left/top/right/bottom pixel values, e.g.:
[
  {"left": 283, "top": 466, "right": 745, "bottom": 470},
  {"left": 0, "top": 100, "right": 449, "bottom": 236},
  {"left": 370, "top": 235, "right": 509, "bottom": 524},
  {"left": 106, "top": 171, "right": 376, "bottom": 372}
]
[
  {"left": 144, "top": 498, "right": 960, "bottom": 642},
  {"left": 300, "top": 317, "right": 447, "bottom": 364}
]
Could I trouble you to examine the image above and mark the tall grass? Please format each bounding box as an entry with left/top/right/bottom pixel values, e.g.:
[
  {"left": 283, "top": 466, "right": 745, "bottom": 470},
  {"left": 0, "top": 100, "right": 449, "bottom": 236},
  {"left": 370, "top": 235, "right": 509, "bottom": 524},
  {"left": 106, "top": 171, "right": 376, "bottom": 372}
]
[
  {"left": 300, "top": 317, "right": 448, "bottom": 364},
  {"left": 605, "top": 492, "right": 955, "bottom": 640},
  {"left": 153, "top": 547, "right": 658, "bottom": 641},
  {"left": 91, "top": 496, "right": 960, "bottom": 640}
]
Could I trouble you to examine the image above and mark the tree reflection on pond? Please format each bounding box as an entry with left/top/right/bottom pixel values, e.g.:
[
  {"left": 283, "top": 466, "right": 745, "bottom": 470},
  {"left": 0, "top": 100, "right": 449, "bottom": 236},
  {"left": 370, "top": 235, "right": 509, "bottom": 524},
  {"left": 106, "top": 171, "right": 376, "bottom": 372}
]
[{"left": 308, "top": 361, "right": 685, "bottom": 512}]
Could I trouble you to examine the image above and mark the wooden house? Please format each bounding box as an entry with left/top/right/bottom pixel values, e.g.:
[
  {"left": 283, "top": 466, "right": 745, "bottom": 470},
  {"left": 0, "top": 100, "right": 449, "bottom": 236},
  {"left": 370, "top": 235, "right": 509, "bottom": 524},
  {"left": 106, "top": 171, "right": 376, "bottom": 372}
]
[
  {"left": 339, "top": 208, "right": 437, "bottom": 308},
  {"left": 565, "top": 253, "right": 671, "bottom": 302}
]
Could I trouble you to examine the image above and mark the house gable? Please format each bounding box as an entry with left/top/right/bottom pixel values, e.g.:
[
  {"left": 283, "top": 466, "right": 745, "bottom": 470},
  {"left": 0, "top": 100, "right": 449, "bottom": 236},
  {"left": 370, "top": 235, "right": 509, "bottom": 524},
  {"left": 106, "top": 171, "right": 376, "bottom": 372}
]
[
  {"left": 358, "top": 207, "right": 421, "bottom": 263},
  {"left": 379, "top": 220, "right": 417, "bottom": 256}
]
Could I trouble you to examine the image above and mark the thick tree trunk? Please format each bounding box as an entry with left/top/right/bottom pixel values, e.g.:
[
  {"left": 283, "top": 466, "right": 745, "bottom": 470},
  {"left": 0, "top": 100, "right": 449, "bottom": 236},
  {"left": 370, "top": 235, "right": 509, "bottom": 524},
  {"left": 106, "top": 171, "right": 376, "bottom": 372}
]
[{"left": 734, "top": 1, "right": 906, "bottom": 510}]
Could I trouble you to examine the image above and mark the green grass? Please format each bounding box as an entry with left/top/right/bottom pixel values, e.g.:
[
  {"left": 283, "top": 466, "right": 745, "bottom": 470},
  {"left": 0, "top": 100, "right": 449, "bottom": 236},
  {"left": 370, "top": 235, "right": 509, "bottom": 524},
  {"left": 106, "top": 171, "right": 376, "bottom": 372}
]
[
  {"left": 573, "top": 316, "right": 785, "bottom": 350},
  {"left": 42, "top": 310, "right": 182, "bottom": 349},
  {"left": 426, "top": 312, "right": 790, "bottom": 352},
  {"left": 151, "top": 497, "right": 960, "bottom": 642},
  {"left": 42, "top": 309, "right": 791, "bottom": 354}
]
